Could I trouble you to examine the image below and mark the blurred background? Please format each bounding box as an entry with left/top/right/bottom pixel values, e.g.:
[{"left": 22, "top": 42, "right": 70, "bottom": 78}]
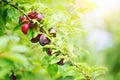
[{"left": 80, "top": 0, "right": 120, "bottom": 80}]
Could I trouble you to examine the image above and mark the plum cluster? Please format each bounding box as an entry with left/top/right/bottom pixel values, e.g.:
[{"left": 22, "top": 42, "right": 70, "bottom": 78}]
[
  {"left": 19, "top": 12, "right": 65, "bottom": 65},
  {"left": 19, "top": 12, "right": 44, "bottom": 34}
]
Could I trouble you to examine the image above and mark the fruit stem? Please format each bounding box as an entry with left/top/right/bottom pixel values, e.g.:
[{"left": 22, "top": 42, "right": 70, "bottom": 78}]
[{"left": 2, "top": 0, "right": 30, "bottom": 20}]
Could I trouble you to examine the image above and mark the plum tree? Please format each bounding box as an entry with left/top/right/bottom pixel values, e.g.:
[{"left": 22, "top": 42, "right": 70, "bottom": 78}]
[{"left": 0, "top": 0, "right": 107, "bottom": 80}]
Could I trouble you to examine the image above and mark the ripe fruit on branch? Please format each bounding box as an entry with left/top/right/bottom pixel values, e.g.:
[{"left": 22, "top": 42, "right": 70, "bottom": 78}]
[
  {"left": 46, "top": 48, "right": 52, "bottom": 56},
  {"left": 49, "top": 28, "right": 56, "bottom": 37},
  {"left": 19, "top": 16, "right": 24, "bottom": 23},
  {"left": 28, "top": 12, "right": 44, "bottom": 22},
  {"left": 28, "top": 12, "right": 38, "bottom": 19},
  {"left": 19, "top": 16, "right": 29, "bottom": 24},
  {"left": 29, "top": 21, "right": 37, "bottom": 29},
  {"left": 39, "top": 34, "right": 50, "bottom": 46},
  {"left": 57, "top": 58, "right": 65, "bottom": 65},
  {"left": 31, "top": 34, "right": 41, "bottom": 43},
  {"left": 21, "top": 22, "right": 30, "bottom": 34},
  {"left": 39, "top": 27, "right": 46, "bottom": 33},
  {"left": 36, "top": 13, "right": 44, "bottom": 22}
]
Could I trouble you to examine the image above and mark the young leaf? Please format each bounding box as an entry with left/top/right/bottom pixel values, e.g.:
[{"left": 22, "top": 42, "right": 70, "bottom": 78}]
[{"left": 47, "top": 64, "right": 58, "bottom": 77}]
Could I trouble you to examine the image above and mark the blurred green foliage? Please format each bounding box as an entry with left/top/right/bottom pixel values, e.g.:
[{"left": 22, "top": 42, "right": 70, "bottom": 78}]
[{"left": 104, "top": 11, "right": 120, "bottom": 80}]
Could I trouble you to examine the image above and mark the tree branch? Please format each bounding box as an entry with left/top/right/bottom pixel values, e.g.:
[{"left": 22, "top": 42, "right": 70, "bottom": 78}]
[
  {"left": 2, "top": 0, "right": 30, "bottom": 20},
  {"left": 53, "top": 43, "right": 92, "bottom": 80},
  {"left": 66, "top": 55, "right": 92, "bottom": 80}
]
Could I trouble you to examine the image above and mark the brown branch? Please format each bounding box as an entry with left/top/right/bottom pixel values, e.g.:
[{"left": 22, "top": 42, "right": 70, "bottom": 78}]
[
  {"left": 2, "top": 0, "right": 30, "bottom": 20},
  {"left": 29, "top": 42, "right": 92, "bottom": 80}
]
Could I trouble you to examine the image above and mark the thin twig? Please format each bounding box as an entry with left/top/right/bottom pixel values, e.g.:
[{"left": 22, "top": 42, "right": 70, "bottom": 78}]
[
  {"left": 30, "top": 43, "right": 39, "bottom": 49},
  {"left": 2, "top": 0, "right": 30, "bottom": 20}
]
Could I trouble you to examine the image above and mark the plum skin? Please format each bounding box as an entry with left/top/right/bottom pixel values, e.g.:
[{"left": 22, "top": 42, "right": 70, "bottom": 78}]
[
  {"left": 39, "top": 34, "right": 50, "bottom": 46},
  {"left": 28, "top": 12, "right": 44, "bottom": 22},
  {"left": 57, "top": 58, "right": 65, "bottom": 65},
  {"left": 49, "top": 28, "right": 56, "bottom": 37},
  {"left": 21, "top": 22, "right": 30, "bottom": 34},
  {"left": 31, "top": 34, "right": 41, "bottom": 43},
  {"left": 46, "top": 48, "right": 52, "bottom": 56}
]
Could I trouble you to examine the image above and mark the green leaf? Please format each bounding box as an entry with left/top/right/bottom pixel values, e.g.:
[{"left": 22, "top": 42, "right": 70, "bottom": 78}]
[
  {"left": 0, "top": 36, "right": 9, "bottom": 50},
  {"left": 56, "top": 76, "right": 75, "bottom": 80},
  {"left": 90, "top": 66, "right": 108, "bottom": 73},
  {"left": 41, "top": 55, "right": 51, "bottom": 66},
  {"left": 7, "top": 8, "right": 15, "bottom": 18},
  {"left": 0, "top": 59, "right": 13, "bottom": 79},
  {"left": 2, "top": 9, "right": 7, "bottom": 25},
  {"left": 0, "top": 53, "right": 30, "bottom": 69},
  {"left": 27, "top": 29, "right": 33, "bottom": 39},
  {"left": 13, "top": 24, "right": 22, "bottom": 32},
  {"left": 74, "top": 76, "right": 86, "bottom": 80},
  {"left": 6, "top": 0, "right": 12, "bottom": 3},
  {"left": 50, "top": 57, "right": 61, "bottom": 64},
  {"left": 0, "top": 14, "right": 6, "bottom": 36},
  {"left": 0, "top": 28, "right": 5, "bottom": 36},
  {"left": 58, "top": 66, "right": 67, "bottom": 78},
  {"left": 91, "top": 67, "right": 108, "bottom": 79},
  {"left": 43, "top": 45, "right": 57, "bottom": 49},
  {"left": 47, "top": 64, "right": 58, "bottom": 77}
]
